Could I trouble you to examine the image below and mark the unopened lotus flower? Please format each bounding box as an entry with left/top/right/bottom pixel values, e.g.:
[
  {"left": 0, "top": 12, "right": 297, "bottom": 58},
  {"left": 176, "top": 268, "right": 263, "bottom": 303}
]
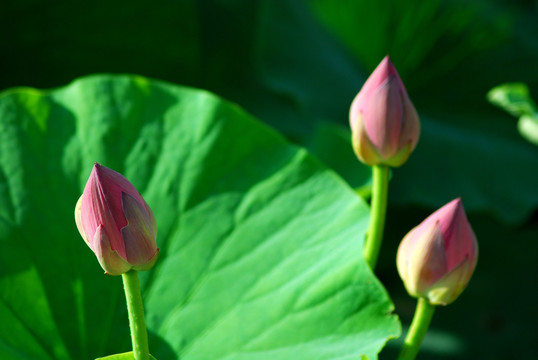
[
  {"left": 350, "top": 56, "right": 420, "bottom": 167},
  {"left": 397, "top": 198, "right": 478, "bottom": 305},
  {"left": 75, "top": 163, "right": 158, "bottom": 275}
]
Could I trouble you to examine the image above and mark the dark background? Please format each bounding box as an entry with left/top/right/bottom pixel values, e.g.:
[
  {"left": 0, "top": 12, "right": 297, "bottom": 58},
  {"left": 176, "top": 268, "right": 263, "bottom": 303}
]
[{"left": 2, "top": 0, "right": 538, "bottom": 359}]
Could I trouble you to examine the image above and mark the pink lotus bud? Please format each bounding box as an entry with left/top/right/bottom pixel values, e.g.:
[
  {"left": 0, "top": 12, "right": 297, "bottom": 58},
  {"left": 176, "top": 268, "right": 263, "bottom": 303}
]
[
  {"left": 396, "top": 198, "right": 478, "bottom": 305},
  {"left": 349, "top": 56, "right": 420, "bottom": 167},
  {"left": 74, "top": 163, "right": 158, "bottom": 275}
]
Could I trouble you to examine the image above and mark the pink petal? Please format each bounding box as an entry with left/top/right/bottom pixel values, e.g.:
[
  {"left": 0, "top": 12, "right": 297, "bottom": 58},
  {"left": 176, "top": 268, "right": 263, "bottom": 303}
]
[
  {"left": 93, "top": 225, "right": 132, "bottom": 275},
  {"left": 121, "top": 192, "right": 158, "bottom": 266}
]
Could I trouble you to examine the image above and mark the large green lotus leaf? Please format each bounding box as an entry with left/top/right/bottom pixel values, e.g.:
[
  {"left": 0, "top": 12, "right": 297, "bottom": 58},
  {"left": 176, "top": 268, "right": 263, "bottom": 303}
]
[{"left": 0, "top": 75, "right": 399, "bottom": 359}]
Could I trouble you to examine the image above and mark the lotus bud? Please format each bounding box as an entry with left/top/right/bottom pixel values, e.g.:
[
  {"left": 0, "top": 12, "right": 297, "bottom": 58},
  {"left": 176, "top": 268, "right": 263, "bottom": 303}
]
[
  {"left": 397, "top": 198, "right": 478, "bottom": 305},
  {"left": 75, "top": 163, "right": 158, "bottom": 275},
  {"left": 349, "top": 56, "right": 420, "bottom": 167}
]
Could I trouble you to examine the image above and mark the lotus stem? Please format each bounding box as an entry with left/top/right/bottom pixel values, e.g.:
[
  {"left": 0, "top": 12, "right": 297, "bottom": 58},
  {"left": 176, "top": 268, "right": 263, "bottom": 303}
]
[
  {"left": 122, "top": 270, "right": 150, "bottom": 360},
  {"left": 363, "top": 165, "right": 389, "bottom": 269}
]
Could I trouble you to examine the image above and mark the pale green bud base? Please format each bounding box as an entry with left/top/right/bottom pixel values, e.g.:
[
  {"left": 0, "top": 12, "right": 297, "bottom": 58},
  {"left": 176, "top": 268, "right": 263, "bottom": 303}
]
[
  {"left": 96, "top": 351, "right": 157, "bottom": 360},
  {"left": 397, "top": 297, "right": 436, "bottom": 360},
  {"left": 122, "top": 270, "right": 151, "bottom": 360},
  {"left": 363, "top": 165, "right": 390, "bottom": 269}
]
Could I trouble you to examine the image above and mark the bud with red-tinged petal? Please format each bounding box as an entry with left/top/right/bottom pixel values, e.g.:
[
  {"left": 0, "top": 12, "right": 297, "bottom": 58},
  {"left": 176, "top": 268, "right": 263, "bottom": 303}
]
[
  {"left": 349, "top": 56, "right": 420, "bottom": 167},
  {"left": 75, "top": 163, "right": 158, "bottom": 275},
  {"left": 396, "top": 198, "right": 478, "bottom": 305}
]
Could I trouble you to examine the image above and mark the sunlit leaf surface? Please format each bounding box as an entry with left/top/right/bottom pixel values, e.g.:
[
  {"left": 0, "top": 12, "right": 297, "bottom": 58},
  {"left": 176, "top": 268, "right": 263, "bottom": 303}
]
[{"left": 0, "top": 75, "right": 399, "bottom": 359}]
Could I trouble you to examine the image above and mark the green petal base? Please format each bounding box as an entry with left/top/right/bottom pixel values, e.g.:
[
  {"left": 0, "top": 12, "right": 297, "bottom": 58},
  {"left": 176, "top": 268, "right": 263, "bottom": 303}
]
[{"left": 96, "top": 351, "right": 157, "bottom": 360}]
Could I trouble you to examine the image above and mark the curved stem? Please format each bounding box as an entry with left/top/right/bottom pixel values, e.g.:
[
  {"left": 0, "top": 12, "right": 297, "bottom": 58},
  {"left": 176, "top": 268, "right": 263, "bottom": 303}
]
[
  {"left": 363, "top": 165, "right": 389, "bottom": 269},
  {"left": 397, "top": 298, "right": 436, "bottom": 360},
  {"left": 122, "top": 270, "right": 150, "bottom": 360}
]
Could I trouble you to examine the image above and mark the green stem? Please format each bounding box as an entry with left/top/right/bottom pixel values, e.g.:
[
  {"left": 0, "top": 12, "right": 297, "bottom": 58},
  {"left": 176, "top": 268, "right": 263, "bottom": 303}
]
[
  {"left": 363, "top": 165, "right": 389, "bottom": 269},
  {"left": 122, "top": 270, "right": 150, "bottom": 360},
  {"left": 397, "top": 298, "right": 436, "bottom": 360}
]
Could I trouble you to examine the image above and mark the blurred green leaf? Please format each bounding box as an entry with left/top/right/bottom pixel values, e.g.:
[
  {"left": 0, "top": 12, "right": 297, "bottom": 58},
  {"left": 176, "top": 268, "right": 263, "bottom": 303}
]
[
  {"left": 487, "top": 82, "right": 538, "bottom": 145},
  {"left": 306, "top": 122, "right": 372, "bottom": 198},
  {"left": 487, "top": 83, "right": 537, "bottom": 116},
  {"left": 517, "top": 115, "right": 538, "bottom": 145},
  {"left": 390, "top": 114, "right": 538, "bottom": 225},
  {"left": 0, "top": 75, "right": 399, "bottom": 359},
  {"left": 304, "top": 116, "right": 538, "bottom": 225},
  {"left": 307, "top": 0, "right": 508, "bottom": 85}
]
